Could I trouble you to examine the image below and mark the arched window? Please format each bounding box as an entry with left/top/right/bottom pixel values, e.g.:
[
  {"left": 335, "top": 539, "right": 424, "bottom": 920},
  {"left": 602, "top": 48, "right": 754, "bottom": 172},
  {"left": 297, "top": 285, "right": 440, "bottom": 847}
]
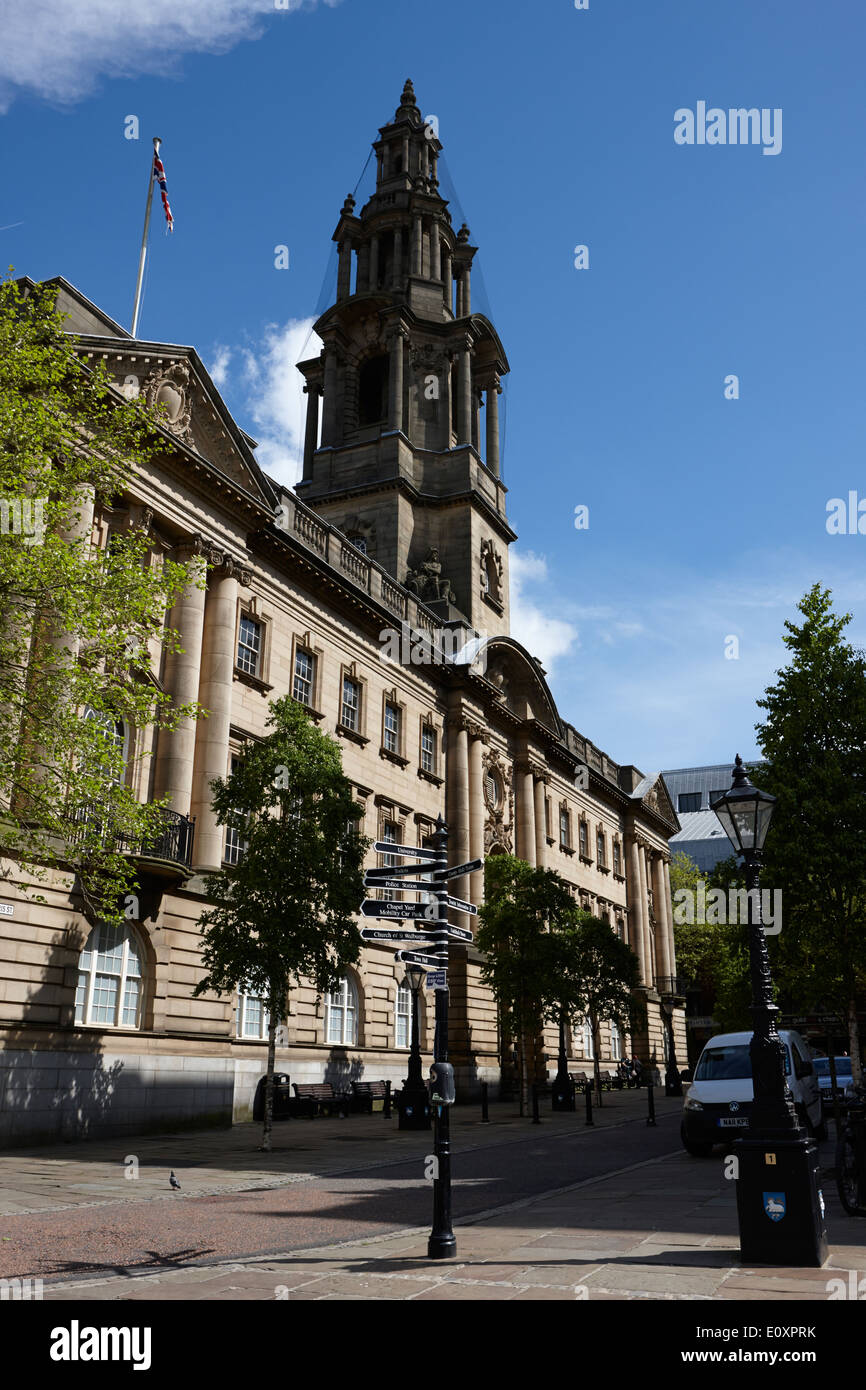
[
  {"left": 395, "top": 978, "right": 412, "bottom": 1049},
  {"left": 325, "top": 976, "right": 358, "bottom": 1046},
  {"left": 75, "top": 921, "right": 145, "bottom": 1028}
]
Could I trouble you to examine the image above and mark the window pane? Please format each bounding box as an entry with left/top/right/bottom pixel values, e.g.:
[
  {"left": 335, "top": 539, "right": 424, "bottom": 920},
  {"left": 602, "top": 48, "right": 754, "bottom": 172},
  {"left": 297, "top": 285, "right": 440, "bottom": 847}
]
[
  {"left": 91, "top": 974, "right": 119, "bottom": 1025},
  {"left": 74, "top": 973, "right": 88, "bottom": 1023},
  {"left": 121, "top": 976, "right": 141, "bottom": 1028},
  {"left": 293, "top": 649, "right": 313, "bottom": 705},
  {"left": 342, "top": 678, "right": 359, "bottom": 730},
  {"left": 237, "top": 615, "right": 261, "bottom": 676},
  {"left": 96, "top": 924, "right": 124, "bottom": 973}
]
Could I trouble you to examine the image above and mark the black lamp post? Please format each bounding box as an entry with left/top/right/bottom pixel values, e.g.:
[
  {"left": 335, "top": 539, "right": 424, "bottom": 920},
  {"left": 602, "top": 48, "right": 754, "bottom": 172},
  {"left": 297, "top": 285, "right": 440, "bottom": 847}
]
[
  {"left": 398, "top": 962, "right": 431, "bottom": 1130},
  {"left": 660, "top": 995, "right": 683, "bottom": 1097},
  {"left": 710, "top": 755, "right": 827, "bottom": 1266},
  {"left": 552, "top": 1007, "right": 576, "bottom": 1111}
]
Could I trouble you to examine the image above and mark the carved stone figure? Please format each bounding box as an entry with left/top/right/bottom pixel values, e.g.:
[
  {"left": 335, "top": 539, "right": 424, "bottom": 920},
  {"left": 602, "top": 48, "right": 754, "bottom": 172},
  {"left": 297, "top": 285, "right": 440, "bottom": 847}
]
[{"left": 404, "top": 547, "right": 456, "bottom": 604}]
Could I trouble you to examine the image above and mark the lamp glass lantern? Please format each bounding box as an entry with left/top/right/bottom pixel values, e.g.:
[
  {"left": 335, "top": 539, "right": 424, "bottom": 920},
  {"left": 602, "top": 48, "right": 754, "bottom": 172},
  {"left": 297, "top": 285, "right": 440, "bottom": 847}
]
[
  {"left": 709, "top": 755, "right": 776, "bottom": 855},
  {"left": 406, "top": 962, "right": 425, "bottom": 994}
]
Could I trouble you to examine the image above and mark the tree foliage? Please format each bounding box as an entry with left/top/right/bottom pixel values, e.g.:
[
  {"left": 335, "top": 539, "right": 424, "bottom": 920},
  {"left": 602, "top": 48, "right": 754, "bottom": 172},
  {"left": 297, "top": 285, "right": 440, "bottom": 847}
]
[
  {"left": 0, "top": 273, "right": 202, "bottom": 922},
  {"left": 193, "top": 697, "right": 368, "bottom": 1148},
  {"left": 754, "top": 584, "right": 866, "bottom": 1078}
]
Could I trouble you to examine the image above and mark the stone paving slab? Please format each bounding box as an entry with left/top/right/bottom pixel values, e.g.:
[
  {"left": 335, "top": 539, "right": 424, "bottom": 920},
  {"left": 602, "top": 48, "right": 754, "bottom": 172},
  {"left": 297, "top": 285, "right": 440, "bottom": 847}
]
[
  {"left": 32, "top": 1133, "right": 866, "bottom": 1303},
  {"left": 0, "top": 1090, "right": 678, "bottom": 1214}
]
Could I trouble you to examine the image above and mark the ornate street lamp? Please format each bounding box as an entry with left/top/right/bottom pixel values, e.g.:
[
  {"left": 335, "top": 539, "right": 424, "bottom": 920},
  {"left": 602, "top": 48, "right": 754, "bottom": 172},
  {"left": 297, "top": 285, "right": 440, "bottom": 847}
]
[
  {"left": 398, "top": 962, "right": 431, "bottom": 1131},
  {"left": 710, "top": 755, "right": 827, "bottom": 1265},
  {"left": 659, "top": 995, "right": 683, "bottom": 1097}
]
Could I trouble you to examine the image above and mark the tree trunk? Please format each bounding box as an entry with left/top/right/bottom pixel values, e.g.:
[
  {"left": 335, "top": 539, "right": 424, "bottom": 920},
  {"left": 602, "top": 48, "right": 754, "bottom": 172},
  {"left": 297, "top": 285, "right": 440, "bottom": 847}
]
[
  {"left": 518, "top": 1024, "right": 528, "bottom": 1117},
  {"left": 848, "top": 997, "right": 862, "bottom": 1087},
  {"left": 591, "top": 1010, "right": 602, "bottom": 1106},
  {"left": 260, "top": 1005, "right": 277, "bottom": 1152}
]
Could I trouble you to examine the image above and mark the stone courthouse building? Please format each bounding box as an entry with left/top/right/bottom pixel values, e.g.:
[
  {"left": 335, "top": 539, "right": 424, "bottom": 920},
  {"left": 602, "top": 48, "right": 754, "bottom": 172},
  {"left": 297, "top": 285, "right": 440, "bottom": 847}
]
[{"left": 0, "top": 83, "right": 684, "bottom": 1144}]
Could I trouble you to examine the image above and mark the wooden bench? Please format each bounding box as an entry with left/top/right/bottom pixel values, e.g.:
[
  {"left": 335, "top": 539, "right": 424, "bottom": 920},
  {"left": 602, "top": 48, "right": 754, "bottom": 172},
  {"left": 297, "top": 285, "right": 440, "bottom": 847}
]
[
  {"left": 350, "top": 1080, "right": 391, "bottom": 1114},
  {"left": 292, "top": 1082, "right": 349, "bottom": 1118}
]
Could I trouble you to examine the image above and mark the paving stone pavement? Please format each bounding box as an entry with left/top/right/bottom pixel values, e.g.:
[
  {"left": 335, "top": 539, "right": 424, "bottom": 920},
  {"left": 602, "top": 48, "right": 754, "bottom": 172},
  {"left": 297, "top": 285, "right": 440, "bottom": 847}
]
[{"left": 34, "top": 1134, "right": 866, "bottom": 1302}]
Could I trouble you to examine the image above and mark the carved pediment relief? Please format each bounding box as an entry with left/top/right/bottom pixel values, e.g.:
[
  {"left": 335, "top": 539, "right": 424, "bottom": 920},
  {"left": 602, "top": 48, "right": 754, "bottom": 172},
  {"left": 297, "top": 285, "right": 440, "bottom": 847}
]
[{"left": 482, "top": 747, "right": 513, "bottom": 853}]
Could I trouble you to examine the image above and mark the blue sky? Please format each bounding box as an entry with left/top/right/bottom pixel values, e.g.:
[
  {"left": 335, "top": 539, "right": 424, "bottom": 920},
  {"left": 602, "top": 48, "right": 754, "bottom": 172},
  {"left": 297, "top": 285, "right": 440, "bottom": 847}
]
[{"left": 3, "top": 0, "right": 864, "bottom": 776}]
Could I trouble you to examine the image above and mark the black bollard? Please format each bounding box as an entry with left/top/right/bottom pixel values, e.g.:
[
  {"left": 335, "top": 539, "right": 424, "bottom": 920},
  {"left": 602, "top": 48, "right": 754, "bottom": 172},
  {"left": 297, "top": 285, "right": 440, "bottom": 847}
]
[
  {"left": 384, "top": 1080, "right": 392, "bottom": 1119},
  {"left": 585, "top": 1079, "right": 594, "bottom": 1126},
  {"left": 481, "top": 1080, "right": 489, "bottom": 1123},
  {"left": 646, "top": 1079, "right": 656, "bottom": 1127},
  {"left": 532, "top": 1083, "right": 541, "bottom": 1124}
]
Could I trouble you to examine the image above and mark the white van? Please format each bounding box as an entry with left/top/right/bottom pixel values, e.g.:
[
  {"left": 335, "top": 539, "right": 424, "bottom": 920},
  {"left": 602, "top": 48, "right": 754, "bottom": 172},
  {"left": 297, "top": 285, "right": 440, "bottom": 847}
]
[{"left": 681, "top": 1029, "right": 826, "bottom": 1156}]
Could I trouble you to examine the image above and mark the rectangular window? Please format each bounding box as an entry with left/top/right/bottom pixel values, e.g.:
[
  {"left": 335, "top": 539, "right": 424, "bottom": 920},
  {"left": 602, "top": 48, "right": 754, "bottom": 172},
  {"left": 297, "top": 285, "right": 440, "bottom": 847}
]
[
  {"left": 678, "top": 792, "right": 701, "bottom": 813},
  {"left": 596, "top": 828, "right": 606, "bottom": 866},
  {"left": 559, "top": 807, "right": 570, "bottom": 849},
  {"left": 579, "top": 820, "right": 588, "bottom": 856},
  {"left": 237, "top": 615, "right": 262, "bottom": 676},
  {"left": 293, "top": 648, "right": 314, "bottom": 706},
  {"left": 224, "top": 755, "right": 249, "bottom": 865},
  {"left": 381, "top": 820, "right": 400, "bottom": 901},
  {"left": 384, "top": 702, "right": 401, "bottom": 753},
  {"left": 396, "top": 981, "right": 412, "bottom": 1049},
  {"left": 709, "top": 790, "right": 726, "bottom": 807},
  {"left": 613, "top": 840, "right": 622, "bottom": 875},
  {"left": 421, "top": 725, "right": 436, "bottom": 773},
  {"left": 341, "top": 676, "right": 360, "bottom": 731},
  {"left": 544, "top": 797, "right": 551, "bottom": 838}
]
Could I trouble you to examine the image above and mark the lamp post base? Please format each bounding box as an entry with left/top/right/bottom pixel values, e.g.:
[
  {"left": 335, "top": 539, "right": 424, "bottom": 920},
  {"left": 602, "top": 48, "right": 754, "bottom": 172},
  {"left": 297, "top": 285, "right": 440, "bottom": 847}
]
[
  {"left": 551, "top": 1078, "right": 576, "bottom": 1111},
  {"left": 734, "top": 1134, "right": 828, "bottom": 1267},
  {"left": 397, "top": 1085, "right": 432, "bottom": 1130}
]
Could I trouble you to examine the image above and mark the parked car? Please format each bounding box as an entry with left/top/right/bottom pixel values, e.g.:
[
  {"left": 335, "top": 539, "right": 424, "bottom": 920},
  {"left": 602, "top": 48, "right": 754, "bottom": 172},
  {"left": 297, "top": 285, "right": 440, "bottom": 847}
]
[
  {"left": 680, "top": 1029, "right": 827, "bottom": 1156},
  {"left": 812, "top": 1055, "right": 854, "bottom": 1100}
]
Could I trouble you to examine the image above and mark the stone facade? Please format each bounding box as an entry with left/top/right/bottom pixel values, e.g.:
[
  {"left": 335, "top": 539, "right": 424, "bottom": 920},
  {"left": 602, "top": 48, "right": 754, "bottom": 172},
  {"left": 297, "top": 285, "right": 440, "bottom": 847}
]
[{"left": 0, "top": 84, "right": 685, "bottom": 1145}]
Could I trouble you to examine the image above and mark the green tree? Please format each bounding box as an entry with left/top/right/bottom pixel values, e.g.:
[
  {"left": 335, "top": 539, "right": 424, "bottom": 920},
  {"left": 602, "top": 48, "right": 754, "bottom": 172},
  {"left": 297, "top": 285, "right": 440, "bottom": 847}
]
[
  {"left": 193, "top": 697, "right": 368, "bottom": 1150},
  {"left": 551, "top": 913, "right": 641, "bottom": 1101},
  {"left": 755, "top": 585, "right": 866, "bottom": 1081},
  {"left": 476, "top": 854, "right": 579, "bottom": 1113},
  {"left": 669, "top": 850, "right": 751, "bottom": 1033},
  {"left": 0, "top": 273, "right": 203, "bottom": 923}
]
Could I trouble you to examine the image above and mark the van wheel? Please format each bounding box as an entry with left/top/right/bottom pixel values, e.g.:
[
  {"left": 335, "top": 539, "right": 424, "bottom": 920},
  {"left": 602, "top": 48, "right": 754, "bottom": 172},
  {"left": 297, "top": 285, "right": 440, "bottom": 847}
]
[{"left": 681, "top": 1128, "right": 713, "bottom": 1158}]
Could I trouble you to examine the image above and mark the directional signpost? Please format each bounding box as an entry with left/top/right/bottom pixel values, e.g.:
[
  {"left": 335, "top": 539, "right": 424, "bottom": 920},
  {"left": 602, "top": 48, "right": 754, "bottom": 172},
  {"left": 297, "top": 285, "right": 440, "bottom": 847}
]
[{"left": 356, "top": 821, "right": 491, "bottom": 1262}]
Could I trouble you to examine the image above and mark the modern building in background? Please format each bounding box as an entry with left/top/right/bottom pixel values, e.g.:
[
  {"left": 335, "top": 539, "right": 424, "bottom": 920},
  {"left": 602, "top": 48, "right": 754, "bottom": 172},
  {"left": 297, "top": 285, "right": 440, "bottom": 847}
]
[
  {"left": 0, "top": 84, "right": 684, "bottom": 1145},
  {"left": 661, "top": 765, "right": 742, "bottom": 873}
]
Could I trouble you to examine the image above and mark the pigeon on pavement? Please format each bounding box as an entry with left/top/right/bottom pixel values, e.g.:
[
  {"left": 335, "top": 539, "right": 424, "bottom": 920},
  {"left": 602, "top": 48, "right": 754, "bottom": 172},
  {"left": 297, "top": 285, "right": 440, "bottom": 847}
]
[{"left": 169, "top": 1171, "right": 181, "bottom": 1191}]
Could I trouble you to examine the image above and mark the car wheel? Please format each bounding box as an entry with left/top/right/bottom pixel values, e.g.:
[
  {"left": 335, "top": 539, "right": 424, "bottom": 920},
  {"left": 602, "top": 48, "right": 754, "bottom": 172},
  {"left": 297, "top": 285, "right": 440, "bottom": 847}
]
[{"left": 681, "top": 1125, "right": 713, "bottom": 1158}]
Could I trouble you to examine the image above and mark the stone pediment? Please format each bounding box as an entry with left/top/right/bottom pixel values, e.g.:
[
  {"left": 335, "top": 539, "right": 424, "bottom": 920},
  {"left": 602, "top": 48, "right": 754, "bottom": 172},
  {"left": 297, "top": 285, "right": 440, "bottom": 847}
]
[
  {"left": 78, "top": 338, "right": 276, "bottom": 511},
  {"left": 633, "top": 773, "right": 678, "bottom": 829},
  {"left": 474, "top": 635, "right": 562, "bottom": 735}
]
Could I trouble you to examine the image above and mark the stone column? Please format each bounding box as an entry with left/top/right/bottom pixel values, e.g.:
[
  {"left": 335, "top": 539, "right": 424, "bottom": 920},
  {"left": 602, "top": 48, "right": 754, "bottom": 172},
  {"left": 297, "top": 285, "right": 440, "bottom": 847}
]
[
  {"left": 663, "top": 858, "right": 677, "bottom": 979},
  {"left": 301, "top": 385, "right": 320, "bottom": 481},
  {"left": 369, "top": 235, "right": 379, "bottom": 290},
  {"left": 401, "top": 133, "right": 409, "bottom": 172},
  {"left": 430, "top": 220, "right": 441, "bottom": 281},
  {"left": 153, "top": 546, "right": 207, "bottom": 816},
  {"left": 391, "top": 227, "right": 403, "bottom": 291},
  {"left": 653, "top": 853, "right": 673, "bottom": 985},
  {"left": 534, "top": 774, "right": 547, "bottom": 870},
  {"left": 627, "top": 834, "right": 648, "bottom": 985},
  {"left": 337, "top": 241, "right": 352, "bottom": 300},
  {"left": 190, "top": 560, "right": 240, "bottom": 872},
  {"left": 486, "top": 377, "right": 501, "bottom": 477},
  {"left": 358, "top": 242, "right": 370, "bottom": 292},
  {"left": 638, "top": 846, "right": 655, "bottom": 987},
  {"left": 443, "top": 250, "right": 453, "bottom": 313},
  {"left": 321, "top": 344, "right": 338, "bottom": 447},
  {"left": 463, "top": 265, "right": 471, "bottom": 315},
  {"left": 468, "top": 733, "right": 484, "bottom": 863},
  {"left": 446, "top": 717, "right": 471, "bottom": 904},
  {"left": 516, "top": 762, "right": 536, "bottom": 867},
  {"left": 457, "top": 336, "right": 473, "bottom": 445},
  {"left": 388, "top": 327, "right": 405, "bottom": 432},
  {"left": 412, "top": 215, "right": 423, "bottom": 276}
]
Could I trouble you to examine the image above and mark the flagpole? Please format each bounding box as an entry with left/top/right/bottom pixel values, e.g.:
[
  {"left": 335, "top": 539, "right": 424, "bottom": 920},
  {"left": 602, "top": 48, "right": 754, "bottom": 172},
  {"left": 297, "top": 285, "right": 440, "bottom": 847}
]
[{"left": 131, "top": 136, "right": 161, "bottom": 338}]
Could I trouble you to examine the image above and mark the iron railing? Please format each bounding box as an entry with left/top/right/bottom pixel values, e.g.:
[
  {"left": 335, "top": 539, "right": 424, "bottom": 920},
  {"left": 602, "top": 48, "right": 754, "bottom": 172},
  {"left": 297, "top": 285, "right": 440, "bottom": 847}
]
[{"left": 70, "top": 804, "right": 195, "bottom": 868}]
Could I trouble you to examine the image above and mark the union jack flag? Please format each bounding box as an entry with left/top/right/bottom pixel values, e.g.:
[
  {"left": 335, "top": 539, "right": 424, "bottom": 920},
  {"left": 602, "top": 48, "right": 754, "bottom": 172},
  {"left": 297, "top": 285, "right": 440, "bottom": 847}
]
[{"left": 153, "top": 150, "right": 173, "bottom": 232}]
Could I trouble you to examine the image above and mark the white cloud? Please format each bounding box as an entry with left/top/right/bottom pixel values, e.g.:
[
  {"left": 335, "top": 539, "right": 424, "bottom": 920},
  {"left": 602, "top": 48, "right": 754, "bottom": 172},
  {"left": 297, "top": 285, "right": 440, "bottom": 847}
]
[
  {"left": 0, "top": 0, "right": 337, "bottom": 112},
  {"left": 207, "top": 346, "right": 232, "bottom": 392},
  {"left": 509, "top": 549, "right": 579, "bottom": 675},
  {"left": 240, "top": 317, "right": 322, "bottom": 486}
]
